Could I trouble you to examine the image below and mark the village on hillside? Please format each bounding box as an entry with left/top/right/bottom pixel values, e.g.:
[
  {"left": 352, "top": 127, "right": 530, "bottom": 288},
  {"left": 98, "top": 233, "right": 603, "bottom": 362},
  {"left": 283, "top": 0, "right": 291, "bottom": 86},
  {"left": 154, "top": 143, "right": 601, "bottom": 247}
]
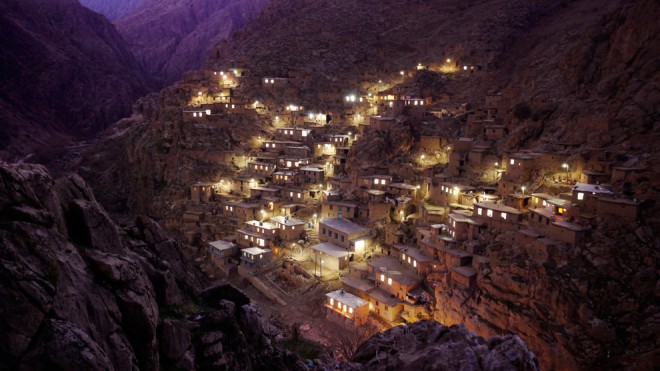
[{"left": 170, "top": 61, "right": 646, "bottom": 344}]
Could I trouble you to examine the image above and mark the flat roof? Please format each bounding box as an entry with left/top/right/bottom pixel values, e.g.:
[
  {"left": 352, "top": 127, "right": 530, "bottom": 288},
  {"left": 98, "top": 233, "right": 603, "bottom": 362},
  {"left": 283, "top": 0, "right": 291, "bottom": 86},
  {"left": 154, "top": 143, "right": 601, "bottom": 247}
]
[
  {"left": 474, "top": 202, "right": 521, "bottom": 214},
  {"left": 572, "top": 183, "right": 613, "bottom": 194},
  {"left": 325, "top": 290, "right": 368, "bottom": 309},
  {"left": 246, "top": 220, "right": 277, "bottom": 229},
  {"left": 209, "top": 240, "right": 235, "bottom": 251},
  {"left": 271, "top": 216, "right": 306, "bottom": 226},
  {"left": 448, "top": 213, "right": 473, "bottom": 223},
  {"left": 342, "top": 277, "right": 375, "bottom": 292},
  {"left": 242, "top": 247, "right": 271, "bottom": 256},
  {"left": 547, "top": 198, "right": 571, "bottom": 207},
  {"left": 398, "top": 247, "right": 433, "bottom": 263},
  {"left": 389, "top": 183, "right": 417, "bottom": 190},
  {"left": 299, "top": 166, "right": 324, "bottom": 172},
  {"left": 320, "top": 218, "right": 369, "bottom": 234},
  {"left": 311, "top": 242, "right": 350, "bottom": 258},
  {"left": 529, "top": 208, "right": 555, "bottom": 219},
  {"left": 251, "top": 187, "right": 279, "bottom": 192}
]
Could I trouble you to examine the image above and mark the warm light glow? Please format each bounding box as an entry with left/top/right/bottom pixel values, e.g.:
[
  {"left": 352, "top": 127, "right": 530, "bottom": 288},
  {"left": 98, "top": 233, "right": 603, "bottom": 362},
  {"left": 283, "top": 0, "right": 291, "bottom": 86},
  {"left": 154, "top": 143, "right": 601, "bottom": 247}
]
[{"left": 446, "top": 58, "right": 451, "bottom": 63}]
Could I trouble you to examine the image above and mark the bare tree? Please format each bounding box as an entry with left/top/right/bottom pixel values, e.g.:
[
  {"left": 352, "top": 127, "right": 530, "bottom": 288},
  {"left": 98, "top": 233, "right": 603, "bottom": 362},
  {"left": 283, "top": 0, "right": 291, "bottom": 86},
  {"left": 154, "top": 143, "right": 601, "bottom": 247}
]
[{"left": 322, "top": 317, "right": 380, "bottom": 360}]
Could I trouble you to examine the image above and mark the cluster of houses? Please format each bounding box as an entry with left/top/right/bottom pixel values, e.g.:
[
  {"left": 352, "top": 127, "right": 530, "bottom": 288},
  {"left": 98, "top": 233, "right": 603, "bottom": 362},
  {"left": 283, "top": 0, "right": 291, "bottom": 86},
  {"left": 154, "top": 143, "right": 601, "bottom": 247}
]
[{"left": 180, "top": 66, "right": 645, "bottom": 328}]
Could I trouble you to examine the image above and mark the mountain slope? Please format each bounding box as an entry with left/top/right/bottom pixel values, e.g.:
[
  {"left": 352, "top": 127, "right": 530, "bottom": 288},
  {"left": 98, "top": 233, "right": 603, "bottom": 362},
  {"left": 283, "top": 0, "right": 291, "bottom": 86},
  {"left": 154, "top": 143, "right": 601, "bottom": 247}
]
[
  {"left": 115, "top": 0, "right": 269, "bottom": 85},
  {"left": 0, "top": 0, "right": 152, "bottom": 163},
  {"left": 79, "top": 0, "right": 147, "bottom": 20}
]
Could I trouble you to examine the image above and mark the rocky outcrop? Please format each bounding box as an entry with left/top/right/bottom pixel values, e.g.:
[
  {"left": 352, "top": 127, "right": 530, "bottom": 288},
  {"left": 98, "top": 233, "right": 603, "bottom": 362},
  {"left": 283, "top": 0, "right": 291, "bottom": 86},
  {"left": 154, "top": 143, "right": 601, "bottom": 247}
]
[
  {"left": 352, "top": 321, "right": 539, "bottom": 371},
  {"left": 0, "top": 161, "right": 304, "bottom": 370},
  {"left": 0, "top": 0, "right": 152, "bottom": 163},
  {"left": 116, "top": 0, "right": 269, "bottom": 86}
]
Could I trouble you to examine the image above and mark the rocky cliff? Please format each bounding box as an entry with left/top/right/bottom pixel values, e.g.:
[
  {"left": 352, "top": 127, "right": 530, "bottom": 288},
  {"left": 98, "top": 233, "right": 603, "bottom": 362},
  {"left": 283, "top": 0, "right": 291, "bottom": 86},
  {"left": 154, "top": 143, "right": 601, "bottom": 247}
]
[
  {"left": 0, "top": 0, "right": 152, "bottom": 163},
  {"left": 115, "top": 0, "right": 269, "bottom": 86},
  {"left": 0, "top": 161, "right": 304, "bottom": 370},
  {"left": 353, "top": 321, "right": 539, "bottom": 371}
]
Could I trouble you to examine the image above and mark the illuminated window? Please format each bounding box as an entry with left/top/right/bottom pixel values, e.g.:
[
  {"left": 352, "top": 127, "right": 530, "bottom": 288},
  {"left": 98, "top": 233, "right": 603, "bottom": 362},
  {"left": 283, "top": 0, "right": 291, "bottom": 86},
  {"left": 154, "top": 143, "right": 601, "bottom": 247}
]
[
  {"left": 380, "top": 274, "right": 385, "bottom": 282},
  {"left": 413, "top": 260, "right": 417, "bottom": 268},
  {"left": 387, "top": 278, "right": 392, "bottom": 285},
  {"left": 402, "top": 253, "right": 406, "bottom": 260},
  {"left": 577, "top": 192, "right": 584, "bottom": 201},
  {"left": 374, "top": 179, "right": 380, "bottom": 185},
  {"left": 510, "top": 159, "right": 515, "bottom": 165},
  {"left": 244, "top": 235, "right": 248, "bottom": 240},
  {"left": 477, "top": 208, "right": 483, "bottom": 215},
  {"left": 302, "top": 130, "right": 308, "bottom": 137},
  {"left": 501, "top": 212, "right": 507, "bottom": 220},
  {"left": 329, "top": 298, "right": 334, "bottom": 306},
  {"left": 487, "top": 209, "right": 493, "bottom": 217},
  {"left": 349, "top": 307, "right": 353, "bottom": 314}
]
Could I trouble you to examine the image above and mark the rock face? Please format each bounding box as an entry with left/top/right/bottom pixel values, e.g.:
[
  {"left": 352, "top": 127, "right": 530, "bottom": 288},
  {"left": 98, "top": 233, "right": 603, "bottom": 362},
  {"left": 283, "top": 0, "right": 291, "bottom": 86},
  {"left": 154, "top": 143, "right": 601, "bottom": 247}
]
[
  {"left": 0, "top": 0, "right": 152, "bottom": 162},
  {"left": 0, "top": 161, "right": 304, "bottom": 370},
  {"left": 115, "top": 0, "right": 269, "bottom": 86},
  {"left": 352, "top": 321, "right": 539, "bottom": 371}
]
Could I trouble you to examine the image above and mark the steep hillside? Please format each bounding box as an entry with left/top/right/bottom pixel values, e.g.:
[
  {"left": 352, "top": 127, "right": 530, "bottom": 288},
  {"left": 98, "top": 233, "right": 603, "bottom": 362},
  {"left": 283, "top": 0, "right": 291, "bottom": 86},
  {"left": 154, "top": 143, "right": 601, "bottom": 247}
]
[
  {"left": 116, "top": 0, "right": 269, "bottom": 85},
  {"left": 79, "top": 0, "right": 147, "bottom": 20},
  {"left": 0, "top": 0, "right": 152, "bottom": 163}
]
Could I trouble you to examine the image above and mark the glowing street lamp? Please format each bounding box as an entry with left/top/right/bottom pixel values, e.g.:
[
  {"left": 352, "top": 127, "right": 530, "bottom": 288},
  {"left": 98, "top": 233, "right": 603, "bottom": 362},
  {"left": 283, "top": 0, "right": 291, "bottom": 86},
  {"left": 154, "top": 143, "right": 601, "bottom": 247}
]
[
  {"left": 562, "top": 163, "right": 570, "bottom": 181},
  {"left": 521, "top": 186, "right": 526, "bottom": 197},
  {"left": 446, "top": 58, "right": 451, "bottom": 63}
]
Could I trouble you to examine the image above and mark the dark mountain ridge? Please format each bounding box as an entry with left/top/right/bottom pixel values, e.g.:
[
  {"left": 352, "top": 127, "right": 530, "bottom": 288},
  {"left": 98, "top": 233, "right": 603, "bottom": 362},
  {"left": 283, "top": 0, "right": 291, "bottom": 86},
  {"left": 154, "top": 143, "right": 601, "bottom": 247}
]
[{"left": 0, "top": 0, "right": 152, "bottom": 164}]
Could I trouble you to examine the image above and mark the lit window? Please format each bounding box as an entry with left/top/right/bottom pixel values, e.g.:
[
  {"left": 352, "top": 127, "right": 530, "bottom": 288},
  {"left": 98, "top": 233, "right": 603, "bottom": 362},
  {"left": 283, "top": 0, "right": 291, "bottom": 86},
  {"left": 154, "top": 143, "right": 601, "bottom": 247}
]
[
  {"left": 329, "top": 298, "right": 334, "bottom": 306},
  {"left": 244, "top": 235, "right": 248, "bottom": 240},
  {"left": 413, "top": 260, "right": 417, "bottom": 268},
  {"left": 402, "top": 253, "right": 406, "bottom": 260},
  {"left": 302, "top": 130, "right": 308, "bottom": 137},
  {"left": 387, "top": 278, "right": 392, "bottom": 285},
  {"left": 297, "top": 193, "right": 301, "bottom": 198},
  {"left": 487, "top": 209, "right": 493, "bottom": 217},
  {"left": 510, "top": 159, "right": 515, "bottom": 165},
  {"left": 380, "top": 274, "right": 385, "bottom": 282},
  {"left": 349, "top": 307, "right": 353, "bottom": 314},
  {"left": 577, "top": 192, "right": 584, "bottom": 201},
  {"left": 374, "top": 179, "right": 380, "bottom": 185},
  {"left": 501, "top": 212, "right": 507, "bottom": 220},
  {"left": 478, "top": 208, "right": 483, "bottom": 215}
]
